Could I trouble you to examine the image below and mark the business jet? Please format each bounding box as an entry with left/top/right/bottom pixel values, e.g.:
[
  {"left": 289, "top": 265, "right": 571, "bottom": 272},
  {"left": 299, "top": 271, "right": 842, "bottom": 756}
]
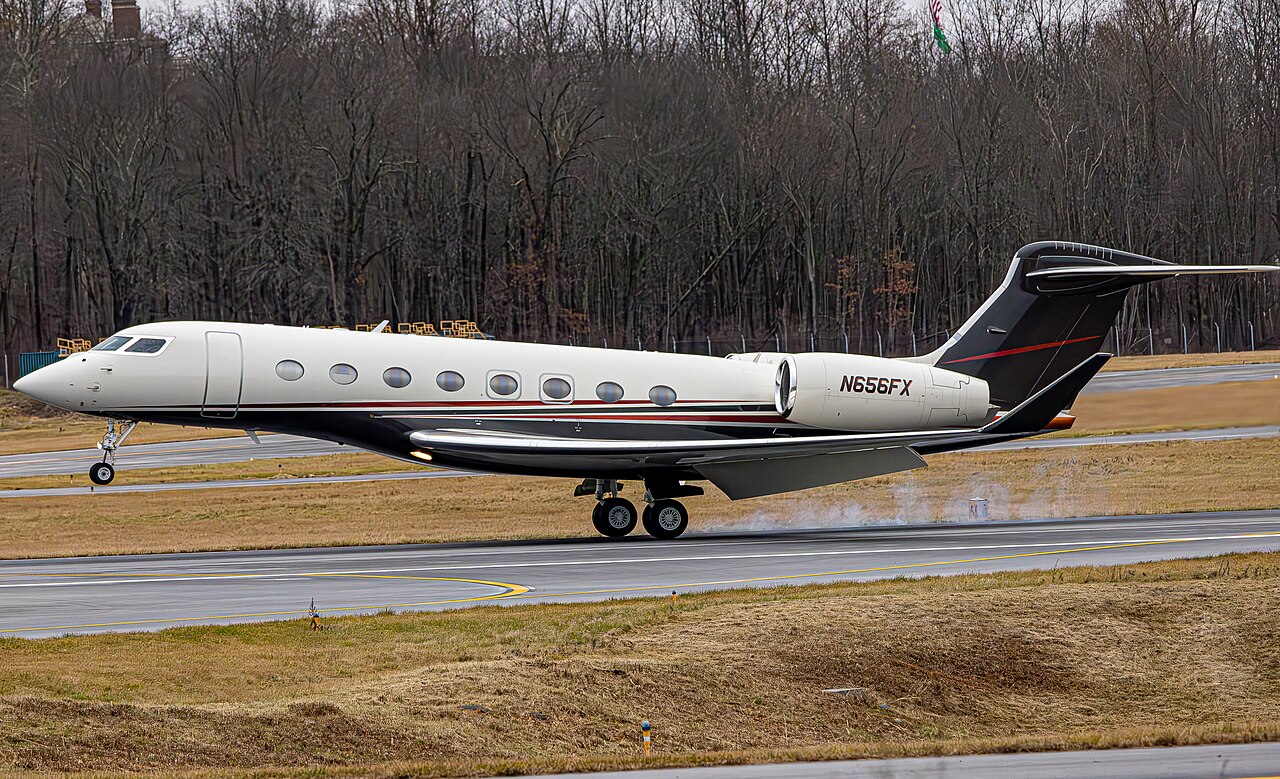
[{"left": 13, "top": 242, "right": 1276, "bottom": 539}]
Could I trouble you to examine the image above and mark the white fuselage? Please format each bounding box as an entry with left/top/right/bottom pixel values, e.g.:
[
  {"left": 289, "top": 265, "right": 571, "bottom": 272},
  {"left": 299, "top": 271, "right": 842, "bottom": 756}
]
[{"left": 15, "top": 321, "right": 990, "bottom": 479}]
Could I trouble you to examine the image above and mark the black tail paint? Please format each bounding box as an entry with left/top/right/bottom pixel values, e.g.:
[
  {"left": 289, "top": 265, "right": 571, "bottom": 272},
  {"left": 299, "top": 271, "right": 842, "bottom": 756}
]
[{"left": 925, "top": 242, "right": 1179, "bottom": 410}]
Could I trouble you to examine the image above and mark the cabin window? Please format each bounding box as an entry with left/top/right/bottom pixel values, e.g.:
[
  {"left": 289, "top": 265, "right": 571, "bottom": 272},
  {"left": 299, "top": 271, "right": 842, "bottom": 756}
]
[
  {"left": 648, "top": 385, "right": 677, "bottom": 406},
  {"left": 275, "top": 360, "right": 304, "bottom": 381},
  {"left": 93, "top": 335, "right": 131, "bottom": 352},
  {"left": 124, "top": 337, "right": 167, "bottom": 354},
  {"left": 541, "top": 376, "right": 572, "bottom": 402},
  {"left": 383, "top": 367, "right": 412, "bottom": 388},
  {"left": 488, "top": 373, "right": 519, "bottom": 397},
  {"left": 329, "top": 363, "right": 358, "bottom": 385},
  {"left": 436, "top": 371, "right": 465, "bottom": 392},
  {"left": 595, "top": 381, "right": 624, "bottom": 403}
]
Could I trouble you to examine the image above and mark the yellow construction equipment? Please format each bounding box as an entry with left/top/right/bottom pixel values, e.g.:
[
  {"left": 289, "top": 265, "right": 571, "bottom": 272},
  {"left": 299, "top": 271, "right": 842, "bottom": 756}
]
[{"left": 56, "top": 338, "right": 92, "bottom": 357}]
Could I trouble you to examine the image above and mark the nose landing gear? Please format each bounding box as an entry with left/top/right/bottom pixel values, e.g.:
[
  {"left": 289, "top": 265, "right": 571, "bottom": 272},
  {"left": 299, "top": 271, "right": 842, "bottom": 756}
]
[{"left": 89, "top": 418, "right": 137, "bottom": 486}]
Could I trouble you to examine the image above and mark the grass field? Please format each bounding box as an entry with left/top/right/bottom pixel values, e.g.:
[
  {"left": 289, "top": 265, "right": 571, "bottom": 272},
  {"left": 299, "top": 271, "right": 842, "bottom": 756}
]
[
  {"left": 2, "top": 552, "right": 1279, "bottom": 776},
  {"left": 1100, "top": 349, "right": 1280, "bottom": 371},
  {"left": 1064, "top": 379, "right": 1279, "bottom": 435},
  {"left": 0, "top": 437, "right": 1275, "bottom": 559}
]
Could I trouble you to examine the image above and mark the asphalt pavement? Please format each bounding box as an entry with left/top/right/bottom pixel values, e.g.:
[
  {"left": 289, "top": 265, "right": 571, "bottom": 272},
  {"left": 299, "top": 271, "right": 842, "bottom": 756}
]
[
  {"left": 1080, "top": 361, "right": 1280, "bottom": 393},
  {"left": 2, "top": 509, "right": 1277, "bottom": 637},
  {"left": 529, "top": 742, "right": 1280, "bottom": 779}
]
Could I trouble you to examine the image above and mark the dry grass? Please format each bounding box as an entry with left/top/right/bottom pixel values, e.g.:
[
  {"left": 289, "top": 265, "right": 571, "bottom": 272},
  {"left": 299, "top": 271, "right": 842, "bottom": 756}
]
[
  {"left": 1, "top": 553, "right": 1279, "bottom": 776},
  {"left": 1065, "top": 379, "right": 1280, "bottom": 435},
  {"left": 0, "top": 438, "right": 1274, "bottom": 560},
  {"left": 1101, "top": 349, "right": 1280, "bottom": 371}
]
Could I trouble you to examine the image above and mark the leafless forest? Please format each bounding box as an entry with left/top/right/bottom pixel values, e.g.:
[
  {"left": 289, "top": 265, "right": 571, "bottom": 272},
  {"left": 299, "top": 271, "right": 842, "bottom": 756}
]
[{"left": 1, "top": 0, "right": 1277, "bottom": 361}]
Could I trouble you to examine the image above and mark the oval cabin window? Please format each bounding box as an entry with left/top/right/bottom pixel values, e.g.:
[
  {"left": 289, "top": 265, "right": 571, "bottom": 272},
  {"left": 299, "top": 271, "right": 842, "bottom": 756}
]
[
  {"left": 329, "top": 363, "right": 358, "bottom": 385},
  {"left": 383, "top": 367, "right": 411, "bottom": 388},
  {"left": 275, "top": 360, "right": 304, "bottom": 381},
  {"left": 595, "top": 381, "right": 624, "bottom": 403},
  {"left": 489, "top": 373, "right": 519, "bottom": 396},
  {"left": 436, "top": 371, "right": 465, "bottom": 392},
  {"left": 542, "top": 377, "right": 571, "bottom": 400},
  {"left": 649, "top": 385, "right": 677, "bottom": 407}
]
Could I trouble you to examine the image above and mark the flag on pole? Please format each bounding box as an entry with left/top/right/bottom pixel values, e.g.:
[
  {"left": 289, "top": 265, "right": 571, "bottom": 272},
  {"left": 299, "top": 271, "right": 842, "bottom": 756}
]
[{"left": 929, "top": 0, "right": 952, "bottom": 53}]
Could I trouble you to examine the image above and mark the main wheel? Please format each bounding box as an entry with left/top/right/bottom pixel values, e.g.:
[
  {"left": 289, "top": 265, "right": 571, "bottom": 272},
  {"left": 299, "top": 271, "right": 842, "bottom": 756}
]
[
  {"left": 89, "top": 462, "right": 115, "bottom": 485},
  {"left": 592, "top": 497, "right": 638, "bottom": 537},
  {"left": 643, "top": 499, "right": 689, "bottom": 539}
]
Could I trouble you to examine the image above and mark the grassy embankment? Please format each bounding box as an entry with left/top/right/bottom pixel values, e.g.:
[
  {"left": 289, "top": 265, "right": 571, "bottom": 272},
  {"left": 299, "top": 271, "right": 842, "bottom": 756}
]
[
  {"left": 0, "top": 436, "right": 1274, "bottom": 559},
  {"left": 2, "top": 553, "right": 1279, "bottom": 776}
]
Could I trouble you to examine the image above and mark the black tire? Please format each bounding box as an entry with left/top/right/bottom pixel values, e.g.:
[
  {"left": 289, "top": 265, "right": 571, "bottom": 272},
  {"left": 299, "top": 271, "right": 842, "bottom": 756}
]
[
  {"left": 643, "top": 499, "right": 689, "bottom": 539},
  {"left": 592, "top": 497, "right": 638, "bottom": 537},
  {"left": 89, "top": 462, "right": 115, "bottom": 485}
]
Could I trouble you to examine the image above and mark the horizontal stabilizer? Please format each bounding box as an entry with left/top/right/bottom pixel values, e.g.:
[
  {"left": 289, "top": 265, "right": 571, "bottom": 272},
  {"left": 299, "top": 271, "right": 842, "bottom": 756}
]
[
  {"left": 1026, "top": 264, "right": 1278, "bottom": 279},
  {"left": 982, "top": 352, "right": 1111, "bottom": 435},
  {"left": 695, "top": 446, "right": 926, "bottom": 500}
]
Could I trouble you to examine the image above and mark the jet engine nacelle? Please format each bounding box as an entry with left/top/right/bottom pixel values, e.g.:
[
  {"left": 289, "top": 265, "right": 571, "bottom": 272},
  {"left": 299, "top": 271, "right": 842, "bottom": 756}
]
[{"left": 773, "top": 353, "right": 992, "bottom": 431}]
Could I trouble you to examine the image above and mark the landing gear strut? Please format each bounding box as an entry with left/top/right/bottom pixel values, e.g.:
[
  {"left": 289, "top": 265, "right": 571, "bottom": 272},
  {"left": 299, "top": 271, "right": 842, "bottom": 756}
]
[
  {"left": 89, "top": 418, "right": 137, "bottom": 486},
  {"left": 577, "top": 478, "right": 697, "bottom": 539}
]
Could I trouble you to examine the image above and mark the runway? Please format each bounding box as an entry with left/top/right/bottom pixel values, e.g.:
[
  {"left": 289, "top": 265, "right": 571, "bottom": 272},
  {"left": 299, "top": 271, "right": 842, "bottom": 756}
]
[
  {"left": 1080, "top": 361, "right": 1280, "bottom": 393},
  {"left": 537, "top": 742, "right": 1280, "bottom": 779},
  {"left": 0, "top": 361, "right": 1274, "bottom": 481},
  {"left": 2, "top": 509, "right": 1277, "bottom": 637}
]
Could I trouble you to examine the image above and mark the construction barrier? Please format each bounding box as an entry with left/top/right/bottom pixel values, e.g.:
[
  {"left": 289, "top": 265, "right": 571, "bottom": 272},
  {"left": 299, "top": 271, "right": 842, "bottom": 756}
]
[{"left": 18, "top": 351, "right": 60, "bottom": 377}]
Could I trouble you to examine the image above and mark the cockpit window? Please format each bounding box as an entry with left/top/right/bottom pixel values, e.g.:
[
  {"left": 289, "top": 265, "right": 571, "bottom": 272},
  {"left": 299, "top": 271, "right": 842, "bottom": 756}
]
[
  {"left": 93, "top": 335, "right": 131, "bottom": 352},
  {"left": 125, "top": 337, "right": 168, "bottom": 354}
]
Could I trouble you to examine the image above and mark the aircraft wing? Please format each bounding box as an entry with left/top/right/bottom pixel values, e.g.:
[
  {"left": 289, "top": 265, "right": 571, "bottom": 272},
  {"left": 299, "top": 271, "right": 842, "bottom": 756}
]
[
  {"left": 408, "top": 427, "right": 959, "bottom": 499},
  {"left": 407, "top": 353, "right": 1111, "bottom": 499}
]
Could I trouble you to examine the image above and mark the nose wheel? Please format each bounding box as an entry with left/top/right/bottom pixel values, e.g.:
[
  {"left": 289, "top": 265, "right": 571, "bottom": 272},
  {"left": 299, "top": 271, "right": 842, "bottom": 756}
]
[
  {"left": 89, "top": 462, "right": 116, "bottom": 485},
  {"left": 88, "top": 418, "right": 136, "bottom": 486}
]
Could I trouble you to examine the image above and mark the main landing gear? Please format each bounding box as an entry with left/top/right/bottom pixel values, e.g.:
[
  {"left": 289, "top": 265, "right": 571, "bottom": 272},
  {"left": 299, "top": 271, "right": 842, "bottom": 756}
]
[
  {"left": 577, "top": 478, "right": 702, "bottom": 540},
  {"left": 89, "top": 418, "right": 136, "bottom": 486}
]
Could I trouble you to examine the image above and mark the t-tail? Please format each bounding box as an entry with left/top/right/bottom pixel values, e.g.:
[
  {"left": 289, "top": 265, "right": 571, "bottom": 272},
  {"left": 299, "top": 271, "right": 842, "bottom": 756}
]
[{"left": 916, "top": 241, "right": 1277, "bottom": 410}]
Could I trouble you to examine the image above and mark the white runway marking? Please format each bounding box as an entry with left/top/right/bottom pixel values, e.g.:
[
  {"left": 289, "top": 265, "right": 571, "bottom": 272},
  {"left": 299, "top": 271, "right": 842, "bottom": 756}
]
[{"left": 5, "top": 531, "right": 1277, "bottom": 588}]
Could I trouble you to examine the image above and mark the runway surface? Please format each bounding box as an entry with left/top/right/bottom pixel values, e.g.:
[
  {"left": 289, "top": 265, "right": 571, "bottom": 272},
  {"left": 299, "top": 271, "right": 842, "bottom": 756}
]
[
  {"left": 2, "top": 509, "right": 1277, "bottom": 637},
  {"left": 0, "top": 425, "right": 1274, "bottom": 494},
  {"left": 1, "top": 361, "right": 1273, "bottom": 481},
  {"left": 534, "top": 742, "right": 1280, "bottom": 779},
  {"left": 1080, "top": 361, "right": 1279, "bottom": 393}
]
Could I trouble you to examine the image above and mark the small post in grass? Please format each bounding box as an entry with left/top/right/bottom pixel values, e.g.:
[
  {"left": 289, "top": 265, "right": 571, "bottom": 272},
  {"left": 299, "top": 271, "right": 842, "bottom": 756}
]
[
  {"left": 641, "top": 720, "right": 652, "bottom": 756},
  {"left": 671, "top": 590, "right": 677, "bottom": 609},
  {"left": 309, "top": 598, "right": 322, "bottom": 631}
]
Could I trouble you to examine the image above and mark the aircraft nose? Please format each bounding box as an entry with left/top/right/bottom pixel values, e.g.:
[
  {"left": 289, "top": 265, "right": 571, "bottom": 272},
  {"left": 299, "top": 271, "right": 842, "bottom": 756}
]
[{"left": 12, "top": 361, "right": 69, "bottom": 408}]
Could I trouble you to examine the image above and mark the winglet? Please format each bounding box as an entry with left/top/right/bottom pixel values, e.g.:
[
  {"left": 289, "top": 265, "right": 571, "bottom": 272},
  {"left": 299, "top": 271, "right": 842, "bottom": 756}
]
[{"left": 982, "top": 352, "right": 1111, "bottom": 435}]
